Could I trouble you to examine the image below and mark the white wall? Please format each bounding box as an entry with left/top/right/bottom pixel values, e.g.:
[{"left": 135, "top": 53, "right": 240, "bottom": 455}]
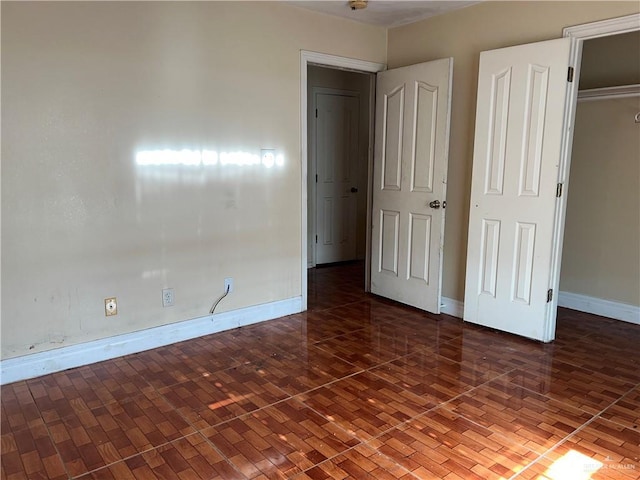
[{"left": 1, "top": 2, "right": 386, "bottom": 360}]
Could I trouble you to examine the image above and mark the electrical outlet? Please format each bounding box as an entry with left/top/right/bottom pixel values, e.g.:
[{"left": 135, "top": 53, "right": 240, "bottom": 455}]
[
  {"left": 224, "top": 277, "right": 234, "bottom": 293},
  {"left": 105, "top": 297, "right": 117, "bottom": 316},
  {"left": 162, "top": 288, "right": 174, "bottom": 307}
]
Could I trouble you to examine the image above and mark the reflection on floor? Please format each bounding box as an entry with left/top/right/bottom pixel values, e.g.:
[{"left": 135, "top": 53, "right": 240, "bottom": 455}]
[{"left": 2, "top": 261, "right": 639, "bottom": 479}]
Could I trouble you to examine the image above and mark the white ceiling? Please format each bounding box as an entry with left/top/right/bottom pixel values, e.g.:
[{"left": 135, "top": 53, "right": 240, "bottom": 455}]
[{"left": 286, "top": 1, "right": 480, "bottom": 28}]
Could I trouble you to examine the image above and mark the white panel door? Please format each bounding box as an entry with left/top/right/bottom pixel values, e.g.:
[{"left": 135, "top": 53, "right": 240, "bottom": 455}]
[
  {"left": 316, "top": 93, "right": 359, "bottom": 264},
  {"left": 464, "top": 38, "right": 572, "bottom": 342},
  {"left": 371, "top": 58, "right": 453, "bottom": 313}
]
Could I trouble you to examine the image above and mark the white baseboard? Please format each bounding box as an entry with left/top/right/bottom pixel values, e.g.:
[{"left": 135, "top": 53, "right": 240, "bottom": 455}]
[
  {"left": 0, "top": 297, "right": 302, "bottom": 385},
  {"left": 558, "top": 291, "right": 640, "bottom": 325},
  {"left": 440, "top": 296, "right": 464, "bottom": 318},
  {"left": 438, "top": 293, "right": 640, "bottom": 326},
  {"left": 4, "top": 291, "right": 633, "bottom": 385}
]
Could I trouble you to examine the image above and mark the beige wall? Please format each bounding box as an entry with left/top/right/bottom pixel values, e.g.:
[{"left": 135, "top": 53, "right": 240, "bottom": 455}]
[
  {"left": 307, "top": 66, "right": 372, "bottom": 263},
  {"left": 580, "top": 31, "right": 640, "bottom": 89},
  {"left": 4, "top": 1, "right": 639, "bottom": 362},
  {"left": 1, "top": 1, "right": 386, "bottom": 359},
  {"left": 387, "top": 1, "right": 640, "bottom": 301},
  {"left": 560, "top": 97, "right": 640, "bottom": 305}
]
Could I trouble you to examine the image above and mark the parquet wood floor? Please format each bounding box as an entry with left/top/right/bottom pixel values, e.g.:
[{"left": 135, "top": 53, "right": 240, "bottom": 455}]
[{"left": 2, "top": 262, "right": 639, "bottom": 479}]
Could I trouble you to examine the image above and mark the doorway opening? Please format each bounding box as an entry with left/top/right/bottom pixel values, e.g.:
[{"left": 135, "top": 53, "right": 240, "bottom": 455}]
[
  {"left": 300, "top": 51, "right": 385, "bottom": 311},
  {"left": 558, "top": 29, "right": 640, "bottom": 324},
  {"left": 303, "top": 57, "right": 454, "bottom": 315},
  {"left": 307, "top": 67, "right": 372, "bottom": 269}
]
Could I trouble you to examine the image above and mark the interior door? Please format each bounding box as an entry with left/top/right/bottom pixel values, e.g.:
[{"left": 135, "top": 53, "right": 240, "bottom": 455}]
[
  {"left": 315, "top": 93, "right": 359, "bottom": 264},
  {"left": 370, "top": 58, "right": 453, "bottom": 313},
  {"left": 464, "top": 38, "right": 573, "bottom": 342}
]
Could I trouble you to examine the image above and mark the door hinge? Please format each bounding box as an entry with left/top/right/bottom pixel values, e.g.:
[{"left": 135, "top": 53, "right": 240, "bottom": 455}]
[
  {"left": 315, "top": 108, "right": 318, "bottom": 118},
  {"left": 556, "top": 183, "right": 563, "bottom": 198},
  {"left": 315, "top": 235, "right": 318, "bottom": 243},
  {"left": 567, "top": 67, "right": 574, "bottom": 83},
  {"left": 315, "top": 174, "right": 318, "bottom": 183},
  {"left": 547, "top": 289, "right": 553, "bottom": 303}
]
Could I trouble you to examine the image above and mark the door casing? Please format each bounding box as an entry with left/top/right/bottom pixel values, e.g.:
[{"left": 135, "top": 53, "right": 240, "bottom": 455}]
[
  {"left": 550, "top": 14, "right": 640, "bottom": 316},
  {"left": 555, "top": 14, "right": 640, "bottom": 322}
]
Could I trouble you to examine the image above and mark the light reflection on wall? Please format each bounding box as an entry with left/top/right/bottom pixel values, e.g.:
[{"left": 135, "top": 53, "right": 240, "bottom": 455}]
[
  {"left": 135, "top": 149, "right": 285, "bottom": 168},
  {"left": 134, "top": 149, "right": 285, "bottom": 185}
]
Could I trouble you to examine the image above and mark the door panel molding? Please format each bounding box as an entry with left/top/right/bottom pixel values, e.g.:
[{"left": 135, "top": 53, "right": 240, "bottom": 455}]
[
  {"left": 518, "top": 65, "right": 549, "bottom": 197},
  {"left": 511, "top": 221, "right": 536, "bottom": 304},
  {"left": 411, "top": 82, "right": 438, "bottom": 193},
  {"left": 379, "top": 209, "right": 400, "bottom": 275},
  {"left": 381, "top": 85, "right": 404, "bottom": 191},
  {"left": 407, "top": 212, "right": 431, "bottom": 284},
  {"left": 479, "top": 218, "right": 501, "bottom": 298},
  {"left": 485, "top": 68, "right": 510, "bottom": 196}
]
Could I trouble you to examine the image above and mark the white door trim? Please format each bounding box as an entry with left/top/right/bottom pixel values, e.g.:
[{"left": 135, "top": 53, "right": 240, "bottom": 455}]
[
  {"left": 562, "top": 13, "right": 640, "bottom": 39},
  {"left": 310, "top": 87, "right": 361, "bottom": 267},
  {"left": 562, "top": 14, "right": 640, "bottom": 100},
  {"left": 545, "top": 14, "right": 640, "bottom": 332},
  {"left": 300, "top": 51, "right": 386, "bottom": 310}
]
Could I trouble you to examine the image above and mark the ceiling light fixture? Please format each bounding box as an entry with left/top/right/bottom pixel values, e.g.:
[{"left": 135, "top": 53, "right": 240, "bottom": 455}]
[{"left": 349, "top": 0, "right": 368, "bottom": 11}]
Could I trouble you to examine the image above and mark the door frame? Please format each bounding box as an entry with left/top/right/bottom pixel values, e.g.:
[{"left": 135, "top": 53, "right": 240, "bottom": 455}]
[
  {"left": 300, "top": 51, "right": 385, "bottom": 310},
  {"left": 309, "top": 87, "right": 361, "bottom": 268},
  {"left": 542, "top": 13, "right": 640, "bottom": 338}
]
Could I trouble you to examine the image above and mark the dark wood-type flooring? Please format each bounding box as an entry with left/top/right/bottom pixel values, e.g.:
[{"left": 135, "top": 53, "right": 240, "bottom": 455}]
[{"left": 2, "top": 262, "right": 639, "bottom": 479}]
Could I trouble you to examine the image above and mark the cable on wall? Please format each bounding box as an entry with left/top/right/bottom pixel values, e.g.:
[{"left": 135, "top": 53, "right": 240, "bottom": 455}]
[{"left": 209, "top": 284, "right": 230, "bottom": 315}]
